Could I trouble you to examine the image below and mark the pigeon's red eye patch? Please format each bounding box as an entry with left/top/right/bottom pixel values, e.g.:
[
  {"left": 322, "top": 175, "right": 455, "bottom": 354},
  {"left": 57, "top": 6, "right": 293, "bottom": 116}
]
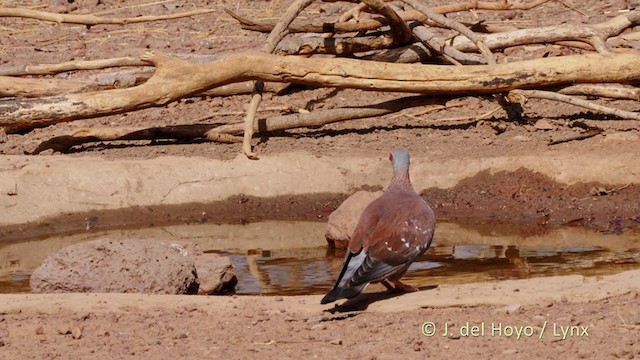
[{"left": 389, "top": 153, "right": 393, "bottom": 161}]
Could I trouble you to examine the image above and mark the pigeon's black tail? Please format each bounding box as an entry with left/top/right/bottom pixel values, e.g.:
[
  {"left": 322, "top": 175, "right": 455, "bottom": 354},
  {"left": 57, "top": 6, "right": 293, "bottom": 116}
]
[
  {"left": 320, "top": 285, "right": 365, "bottom": 304},
  {"left": 320, "top": 288, "right": 340, "bottom": 305},
  {"left": 321, "top": 250, "right": 368, "bottom": 304}
]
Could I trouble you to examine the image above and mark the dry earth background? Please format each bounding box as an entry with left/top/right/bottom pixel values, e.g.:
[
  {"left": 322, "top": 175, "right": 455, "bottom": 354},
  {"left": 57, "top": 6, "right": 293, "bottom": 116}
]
[{"left": 0, "top": 0, "right": 639, "bottom": 359}]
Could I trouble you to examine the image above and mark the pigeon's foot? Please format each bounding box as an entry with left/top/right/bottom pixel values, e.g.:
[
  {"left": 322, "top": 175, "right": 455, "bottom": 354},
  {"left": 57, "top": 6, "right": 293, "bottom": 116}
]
[
  {"left": 391, "top": 279, "right": 418, "bottom": 293},
  {"left": 381, "top": 280, "right": 395, "bottom": 292}
]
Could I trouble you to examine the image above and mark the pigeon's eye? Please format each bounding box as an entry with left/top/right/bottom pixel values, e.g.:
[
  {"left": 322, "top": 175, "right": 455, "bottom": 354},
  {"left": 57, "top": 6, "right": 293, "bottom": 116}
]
[{"left": 389, "top": 153, "right": 393, "bottom": 161}]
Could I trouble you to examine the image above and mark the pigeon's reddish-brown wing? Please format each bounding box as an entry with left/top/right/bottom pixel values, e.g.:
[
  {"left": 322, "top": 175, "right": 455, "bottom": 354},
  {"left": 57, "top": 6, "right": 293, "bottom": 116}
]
[{"left": 347, "top": 191, "right": 435, "bottom": 286}]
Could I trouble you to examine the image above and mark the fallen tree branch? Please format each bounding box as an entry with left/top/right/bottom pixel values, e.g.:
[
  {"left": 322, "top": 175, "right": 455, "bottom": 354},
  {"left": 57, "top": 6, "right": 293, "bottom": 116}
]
[
  {"left": 0, "top": 76, "right": 93, "bottom": 97},
  {"left": 360, "top": 42, "right": 435, "bottom": 63},
  {"left": 33, "top": 124, "right": 222, "bottom": 154},
  {"left": 558, "top": 84, "right": 640, "bottom": 101},
  {"left": 230, "top": 0, "right": 551, "bottom": 34},
  {"left": 401, "top": 0, "right": 496, "bottom": 65},
  {"left": 509, "top": 89, "right": 640, "bottom": 120},
  {"left": 33, "top": 95, "right": 450, "bottom": 153},
  {"left": 0, "top": 6, "right": 219, "bottom": 25},
  {"left": 276, "top": 32, "right": 396, "bottom": 55},
  {"left": 362, "top": 0, "right": 413, "bottom": 45},
  {"left": 3, "top": 51, "right": 640, "bottom": 132},
  {"left": 276, "top": 9, "right": 640, "bottom": 60},
  {"left": 410, "top": 24, "right": 486, "bottom": 64},
  {"left": 450, "top": 10, "right": 640, "bottom": 52},
  {"left": 237, "top": 0, "right": 314, "bottom": 159},
  {"left": 0, "top": 57, "right": 148, "bottom": 76}
]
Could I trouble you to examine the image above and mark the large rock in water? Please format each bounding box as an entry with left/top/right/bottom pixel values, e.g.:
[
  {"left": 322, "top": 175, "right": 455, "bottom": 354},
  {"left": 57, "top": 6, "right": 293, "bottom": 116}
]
[
  {"left": 30, "top": 238, "right": 201, "bottom": 294},
  {"left": 178, "top": 242, "right": 238, "bottom": 295},
  {"left": 325, "top": 190, "right": 382, "bottom": 249},
  {"left": 193, "top": 253, "right": 238, "bottom": 295}
]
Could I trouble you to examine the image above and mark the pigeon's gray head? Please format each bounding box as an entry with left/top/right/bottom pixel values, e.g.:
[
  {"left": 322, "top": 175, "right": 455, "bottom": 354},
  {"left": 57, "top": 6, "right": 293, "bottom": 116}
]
[{"left": 389, "top": 147, "right": 410, "bottom": 178}]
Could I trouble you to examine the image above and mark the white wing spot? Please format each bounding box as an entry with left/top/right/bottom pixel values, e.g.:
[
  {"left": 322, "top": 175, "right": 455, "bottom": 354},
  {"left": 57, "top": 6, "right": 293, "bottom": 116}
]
[
  {"left": 404, "top": 242, "right": 410, "bottom": 248},
  {"left": 400, "top": 237, "right": 406, "bottom": 243},
  {"left": 386, "top": 246, "right": 393, "bottom": 251},
  {"left": 415, "top": 246, "right": 420, "bottom": 251}
]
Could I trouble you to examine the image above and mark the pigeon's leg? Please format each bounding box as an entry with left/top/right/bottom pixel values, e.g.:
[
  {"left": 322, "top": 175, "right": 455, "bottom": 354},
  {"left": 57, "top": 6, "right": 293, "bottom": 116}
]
[
  {"left": 390, "top": 279, "right": 418, "bottom": 292},
  {"left": 381, "top": 280, "right": 395, "bottom": 292}
]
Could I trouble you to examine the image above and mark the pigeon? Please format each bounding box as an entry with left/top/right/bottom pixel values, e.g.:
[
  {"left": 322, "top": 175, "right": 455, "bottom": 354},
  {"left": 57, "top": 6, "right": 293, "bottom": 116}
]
[{"left": 321, "top": 147, "right": 435, "bottom": 304}]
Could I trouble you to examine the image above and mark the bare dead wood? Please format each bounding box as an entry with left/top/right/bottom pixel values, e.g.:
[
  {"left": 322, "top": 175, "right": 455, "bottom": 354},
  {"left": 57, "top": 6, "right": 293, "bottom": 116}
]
[
  {"left": 362, "top": 0, "right": 413, "bottom": 45},
  {"left": 0, "top": 7, "right": 218, "bottom": 25},
  {"left": 211, "top": 96, "right": 449, "bottom": 136},
  {"left": 509, "top": 89, "right": 640, "bottom": 120},
  {"left": 276, "top": 10, "right": 640, "bottom": 59},
  {"left": 549, "top": 128, "right": 604, "bottom": 145},
  {"left": 276, "top": 33, "right": 395, "bottom": 55},
  {"left": 32, "top": 125, "right": 221, "bottom": 154},
  {"left": 450, "top": 10, "right": 640, "bottom": 52},
  {"left": 2, "top": 66, "right": 290, "bottom": 98},
  {"left": 0, "top": 57, "right": 148, "bottom": 76},
  {"left": 33, "top": 95, "right": 449, "bottom": 153},
  {"left": 558, "top": 84, "right": 640, "bottom": 101},
  {"left": 231, "top": 0, "right": 552, "bottom": 34},
  {"left": 3, "top": 51, "right": 640, "bottom": 132},
  {"left": 237, "top": 0, "right": 313, "bottom": 159},
  {"left": 0, "top": 76, "right": 92, "bottom": 98},
  {"left": 401, "top": 0, "right": 496, "bottom": 65},
  {"left": 359, "top": 42, "right": 431, "bottom": 63},
  {"left": 410, "top": 24, "right": 486, "bottom": 64},
  {"left": 338, "top": 2, "right": 369, "bottom": 23}
]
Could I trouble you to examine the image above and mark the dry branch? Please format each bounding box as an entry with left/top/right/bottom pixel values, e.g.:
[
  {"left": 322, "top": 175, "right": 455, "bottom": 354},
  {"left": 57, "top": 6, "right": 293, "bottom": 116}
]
[
  {"left": 509, "top": 89, "right": 640, "bottom": 120},
  {"left": 276, "top": 10, "right": 640, "bottom": 60},
  {"left": 276, "top": 33, "right": 395, "bottom": 55},
  {"left": 230, "top": 0, "right": 551, "bottom": 34},
  {"left": 450, "top": 10, "right": 640, "bottom": 52},
  {"left": 558, "top": 84, "right": 640, "bottom": 101},
  {"left": 360, "top": 42, "right": 434, "bottom": 63},
  {"left": 33, "top": 95, "right": 450, "bottom": 153},
  {"left": 362, "top": 0, "right": 413, "bottom": 45},
  {"left": 0, "top": 57, "right": 148, "bottom": 76},
  {"left": 410, "top": 24, "right": 486, "bottom": 64},
  {"left": 32, "top": 125, "right": 220, "bottom": 154},
  {"left": 401, "top": 0, "right": 496, "bottom": 65},
  {"left": 0, "top": 7, "right": 218, "bottom": 25},
  {"left": 236, "top": 0, "right": 314, "bottom": 159},
  {"left": 3, "top": 51, "right": 640, "bottom": 132},
  {"left": 0, "top": 76, "right": 92, "bottom": 98}
]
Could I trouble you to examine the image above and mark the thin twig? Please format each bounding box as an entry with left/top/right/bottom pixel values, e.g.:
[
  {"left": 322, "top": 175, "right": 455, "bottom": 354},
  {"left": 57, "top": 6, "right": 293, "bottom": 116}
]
[
  {"left": 434, "top": 105, "right": 502, "bottom": 122},
  {"left": 509, "top": 89, "right": 640, "bottom": 120},
  {"left": 237, "top": 0, "right": 314, "bottom": 159},
  {"left": 557, "top": 84, "right": 640, "bottom": 101},
  {"left": 393, "top": 103, "right": 465, "bottom": 119}
]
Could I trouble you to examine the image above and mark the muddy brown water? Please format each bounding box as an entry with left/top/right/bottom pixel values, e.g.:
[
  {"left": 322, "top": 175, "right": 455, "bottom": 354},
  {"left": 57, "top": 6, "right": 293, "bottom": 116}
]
[{"left": 0, "top": 221, "right": 638, "bottom": 295}]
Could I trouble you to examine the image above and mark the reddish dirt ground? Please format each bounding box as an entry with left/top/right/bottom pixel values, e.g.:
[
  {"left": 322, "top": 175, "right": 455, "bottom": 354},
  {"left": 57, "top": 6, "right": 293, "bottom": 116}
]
[{"left": 1, "top": 0, "right": 640, "bottom": 358}]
